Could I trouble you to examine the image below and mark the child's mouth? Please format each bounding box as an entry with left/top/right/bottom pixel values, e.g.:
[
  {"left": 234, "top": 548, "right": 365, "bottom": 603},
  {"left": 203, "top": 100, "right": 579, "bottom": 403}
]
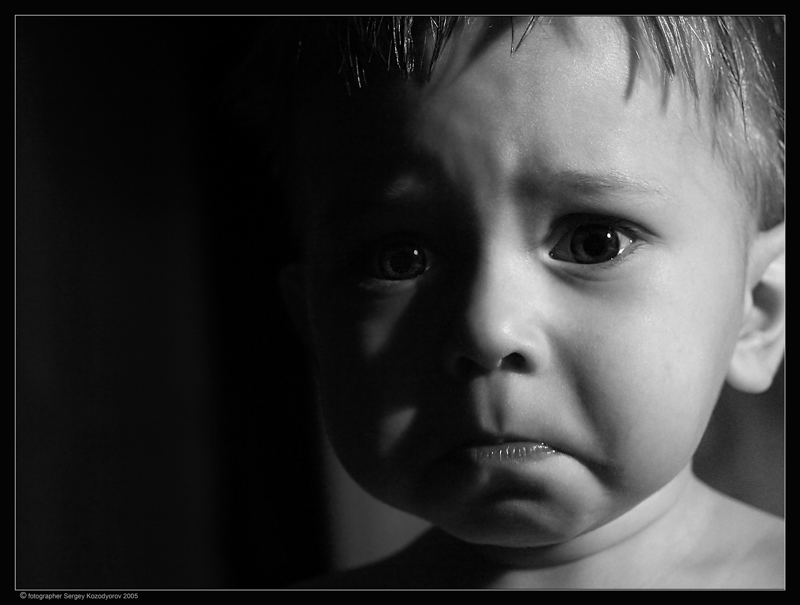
[
  {"left": 471, "top": 442, "right": 559, "bottom": 464},
  {"left": 443, "top": 437, "right": 561, "bottom": 467}
]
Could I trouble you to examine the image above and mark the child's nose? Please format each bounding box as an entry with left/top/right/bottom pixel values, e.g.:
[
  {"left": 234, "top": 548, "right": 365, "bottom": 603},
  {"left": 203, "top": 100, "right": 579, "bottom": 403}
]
[{"left": 443, "top": 246, "right": 548, "bottom": 378}]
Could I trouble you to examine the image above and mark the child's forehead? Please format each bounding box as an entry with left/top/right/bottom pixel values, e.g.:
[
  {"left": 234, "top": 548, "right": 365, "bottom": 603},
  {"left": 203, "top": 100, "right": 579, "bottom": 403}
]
[
  {"left": 413, "top": 18, "right": 677, "bottom": 131},
  {"left": 305, "top": 17, "right": 705, "bottom": 147},
  {"left": 312, "top": 18, "right": 675, "bottom": 103},
  {"left": 298, "top": 18, "right": 717, "bottom": 200}
]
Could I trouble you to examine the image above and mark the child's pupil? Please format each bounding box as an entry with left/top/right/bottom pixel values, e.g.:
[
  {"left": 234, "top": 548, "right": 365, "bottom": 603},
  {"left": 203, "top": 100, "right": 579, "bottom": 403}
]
[
  {"left": 383, "top": 244, "right": 425, "bottom": 278},
  {"left": 572, "top": 225, "right": 618, "bottom": 262}
]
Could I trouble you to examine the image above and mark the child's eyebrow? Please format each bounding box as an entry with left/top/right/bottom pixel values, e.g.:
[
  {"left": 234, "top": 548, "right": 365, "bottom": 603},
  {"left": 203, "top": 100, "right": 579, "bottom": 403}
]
[
  {"left": 516, "top": 168, "right": 668, "bottom": 207},
  {"left": 316, "top": 174, "right": 433, "bottom": 228},
  {"left": 316, "top": 168, "right": 667, "bottom": 229}
]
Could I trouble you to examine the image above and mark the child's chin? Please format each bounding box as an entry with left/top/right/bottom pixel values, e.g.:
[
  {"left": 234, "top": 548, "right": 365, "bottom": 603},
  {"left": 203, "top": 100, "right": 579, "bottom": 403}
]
[{"left": 432, "top": 500, "right": 594, "bottom": 550}]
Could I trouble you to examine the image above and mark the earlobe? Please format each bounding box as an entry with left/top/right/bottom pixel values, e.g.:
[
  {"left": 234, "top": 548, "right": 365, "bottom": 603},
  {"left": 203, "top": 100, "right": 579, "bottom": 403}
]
[
  {"left": 727, "top": 221, "right": 786, "bottom": 393},
  {"left": 280, "top": 262, "right": 313, "bottom": 346}
]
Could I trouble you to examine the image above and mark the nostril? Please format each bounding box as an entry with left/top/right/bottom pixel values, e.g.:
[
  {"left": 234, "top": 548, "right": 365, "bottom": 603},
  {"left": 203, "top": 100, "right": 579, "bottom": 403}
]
[
  {"left": 451, "top": 351, "right": 531, "bottom": 377},
  {"left": 452, "top": 355, "right": 489, "bottom": 379},
  {"left": 499, "top": 352, "right": 529, "bottom": 373}
]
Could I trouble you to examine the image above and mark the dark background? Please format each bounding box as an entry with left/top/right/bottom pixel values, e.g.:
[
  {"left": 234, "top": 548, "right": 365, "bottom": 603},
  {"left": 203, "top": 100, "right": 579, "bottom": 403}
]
[
  {"left": 16, "top": 16, "right": 784, "bottom": 590},
  {"left": 17, "top": 16, "right": 326, "bottom": 588}
]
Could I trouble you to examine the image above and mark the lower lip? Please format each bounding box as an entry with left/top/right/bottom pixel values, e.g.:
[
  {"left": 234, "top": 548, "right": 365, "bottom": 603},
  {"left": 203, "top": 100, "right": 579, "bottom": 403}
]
[{"left": 468, "top": 442, "right": 559, "bottom": 465}]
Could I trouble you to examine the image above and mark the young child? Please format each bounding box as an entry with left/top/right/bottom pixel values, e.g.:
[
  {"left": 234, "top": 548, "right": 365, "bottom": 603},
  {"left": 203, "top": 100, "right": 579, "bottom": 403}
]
[{"left": 264, "top": 16, "right": 785, "bottom": 588}]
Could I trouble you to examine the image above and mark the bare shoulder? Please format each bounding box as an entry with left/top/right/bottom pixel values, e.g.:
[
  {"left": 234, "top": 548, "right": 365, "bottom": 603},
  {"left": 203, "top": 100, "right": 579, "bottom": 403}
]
[
  {"left": 695, "top": 487, "right": 784, "bottom": 589},
  {"left": 722, "top": 500, "right": 784, "bottom": 588}
]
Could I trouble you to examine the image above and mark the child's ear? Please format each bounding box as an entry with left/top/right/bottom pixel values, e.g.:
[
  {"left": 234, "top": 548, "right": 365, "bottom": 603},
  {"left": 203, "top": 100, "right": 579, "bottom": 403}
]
[
  {"left": 280, "top": 262, "right": 313, "bottom": 346},
  {"left": 727, "top": 221, "right": 785, "bottom": 393}
]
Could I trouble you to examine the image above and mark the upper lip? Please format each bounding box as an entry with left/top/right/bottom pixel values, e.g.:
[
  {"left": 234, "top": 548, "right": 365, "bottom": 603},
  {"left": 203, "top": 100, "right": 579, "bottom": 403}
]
[
  {"left": 456, "top": 433, "right": 557, "bottom": 451},
  {"left": 434, "top": 381, "right": 574, "bottom": 459}
]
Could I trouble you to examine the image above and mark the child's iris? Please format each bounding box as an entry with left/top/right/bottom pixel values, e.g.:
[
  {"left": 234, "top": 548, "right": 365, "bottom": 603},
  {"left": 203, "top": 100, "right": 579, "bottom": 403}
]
[
  {"left": 373, "top": 241, "right": 428, "bottom": 280},
  {"left": 550, "top": 221, "right": 636, "bottom": 265}
]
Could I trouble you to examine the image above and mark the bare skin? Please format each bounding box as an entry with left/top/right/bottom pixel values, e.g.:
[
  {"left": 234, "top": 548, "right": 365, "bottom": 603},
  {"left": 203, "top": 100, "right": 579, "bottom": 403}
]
[{"left": 296, "top": 471, "right": 783, "bottom": 589}]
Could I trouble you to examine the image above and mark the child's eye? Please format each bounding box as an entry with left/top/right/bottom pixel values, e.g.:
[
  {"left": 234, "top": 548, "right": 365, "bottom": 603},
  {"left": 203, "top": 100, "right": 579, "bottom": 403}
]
[
  {"left": 549, "top": 220, "right": 637, "bottom": 265},
  {"left": 368, "top": 239, "right": 430, "bottom": 281}
]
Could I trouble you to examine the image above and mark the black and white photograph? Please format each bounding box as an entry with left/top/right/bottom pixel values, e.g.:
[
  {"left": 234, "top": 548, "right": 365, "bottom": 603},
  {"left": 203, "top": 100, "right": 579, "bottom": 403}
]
[{"left": 16, "top": 15, "right": 785, "bottom": 591}]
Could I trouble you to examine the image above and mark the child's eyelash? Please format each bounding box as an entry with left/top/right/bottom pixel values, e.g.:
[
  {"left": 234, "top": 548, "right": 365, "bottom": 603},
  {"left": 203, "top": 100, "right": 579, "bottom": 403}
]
[
  {"left": 348, "top": 234, "right": 434, "bottom": 285},
  {"left": 548, "top": 215, "right": 644, "bottom": 267},
  {"left": 336, "top": 215, "right": 645, "bottom": 292}
]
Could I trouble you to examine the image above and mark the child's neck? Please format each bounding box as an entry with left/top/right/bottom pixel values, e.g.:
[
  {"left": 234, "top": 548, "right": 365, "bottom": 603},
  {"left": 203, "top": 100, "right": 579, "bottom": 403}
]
[
  {"left": 417, "top": 468, "right": 720, "bottom": 588},
  {"left": 350, "top": 468, "right": 781, "bottom": 588}
]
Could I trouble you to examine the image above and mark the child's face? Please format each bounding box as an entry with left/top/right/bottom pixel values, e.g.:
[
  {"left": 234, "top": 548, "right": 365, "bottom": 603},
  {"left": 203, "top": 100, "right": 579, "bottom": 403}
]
[{"left": 293, "top": 18, "right": 752, "bottom": 549}]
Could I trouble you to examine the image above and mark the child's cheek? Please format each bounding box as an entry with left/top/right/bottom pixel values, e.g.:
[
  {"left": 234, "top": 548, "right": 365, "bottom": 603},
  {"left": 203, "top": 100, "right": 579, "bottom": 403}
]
[
  {"left": 354, "top": 291, "right": 419, "bottom": 359},
  {"left": 568, "top": 257, "right": 742, "bottom": 489}
]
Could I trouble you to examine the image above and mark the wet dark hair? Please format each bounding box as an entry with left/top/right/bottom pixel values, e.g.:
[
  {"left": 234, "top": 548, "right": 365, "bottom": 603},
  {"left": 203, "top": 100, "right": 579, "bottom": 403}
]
[{"left": 229, "top": 16, "right": 784, "bottom": 234}]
